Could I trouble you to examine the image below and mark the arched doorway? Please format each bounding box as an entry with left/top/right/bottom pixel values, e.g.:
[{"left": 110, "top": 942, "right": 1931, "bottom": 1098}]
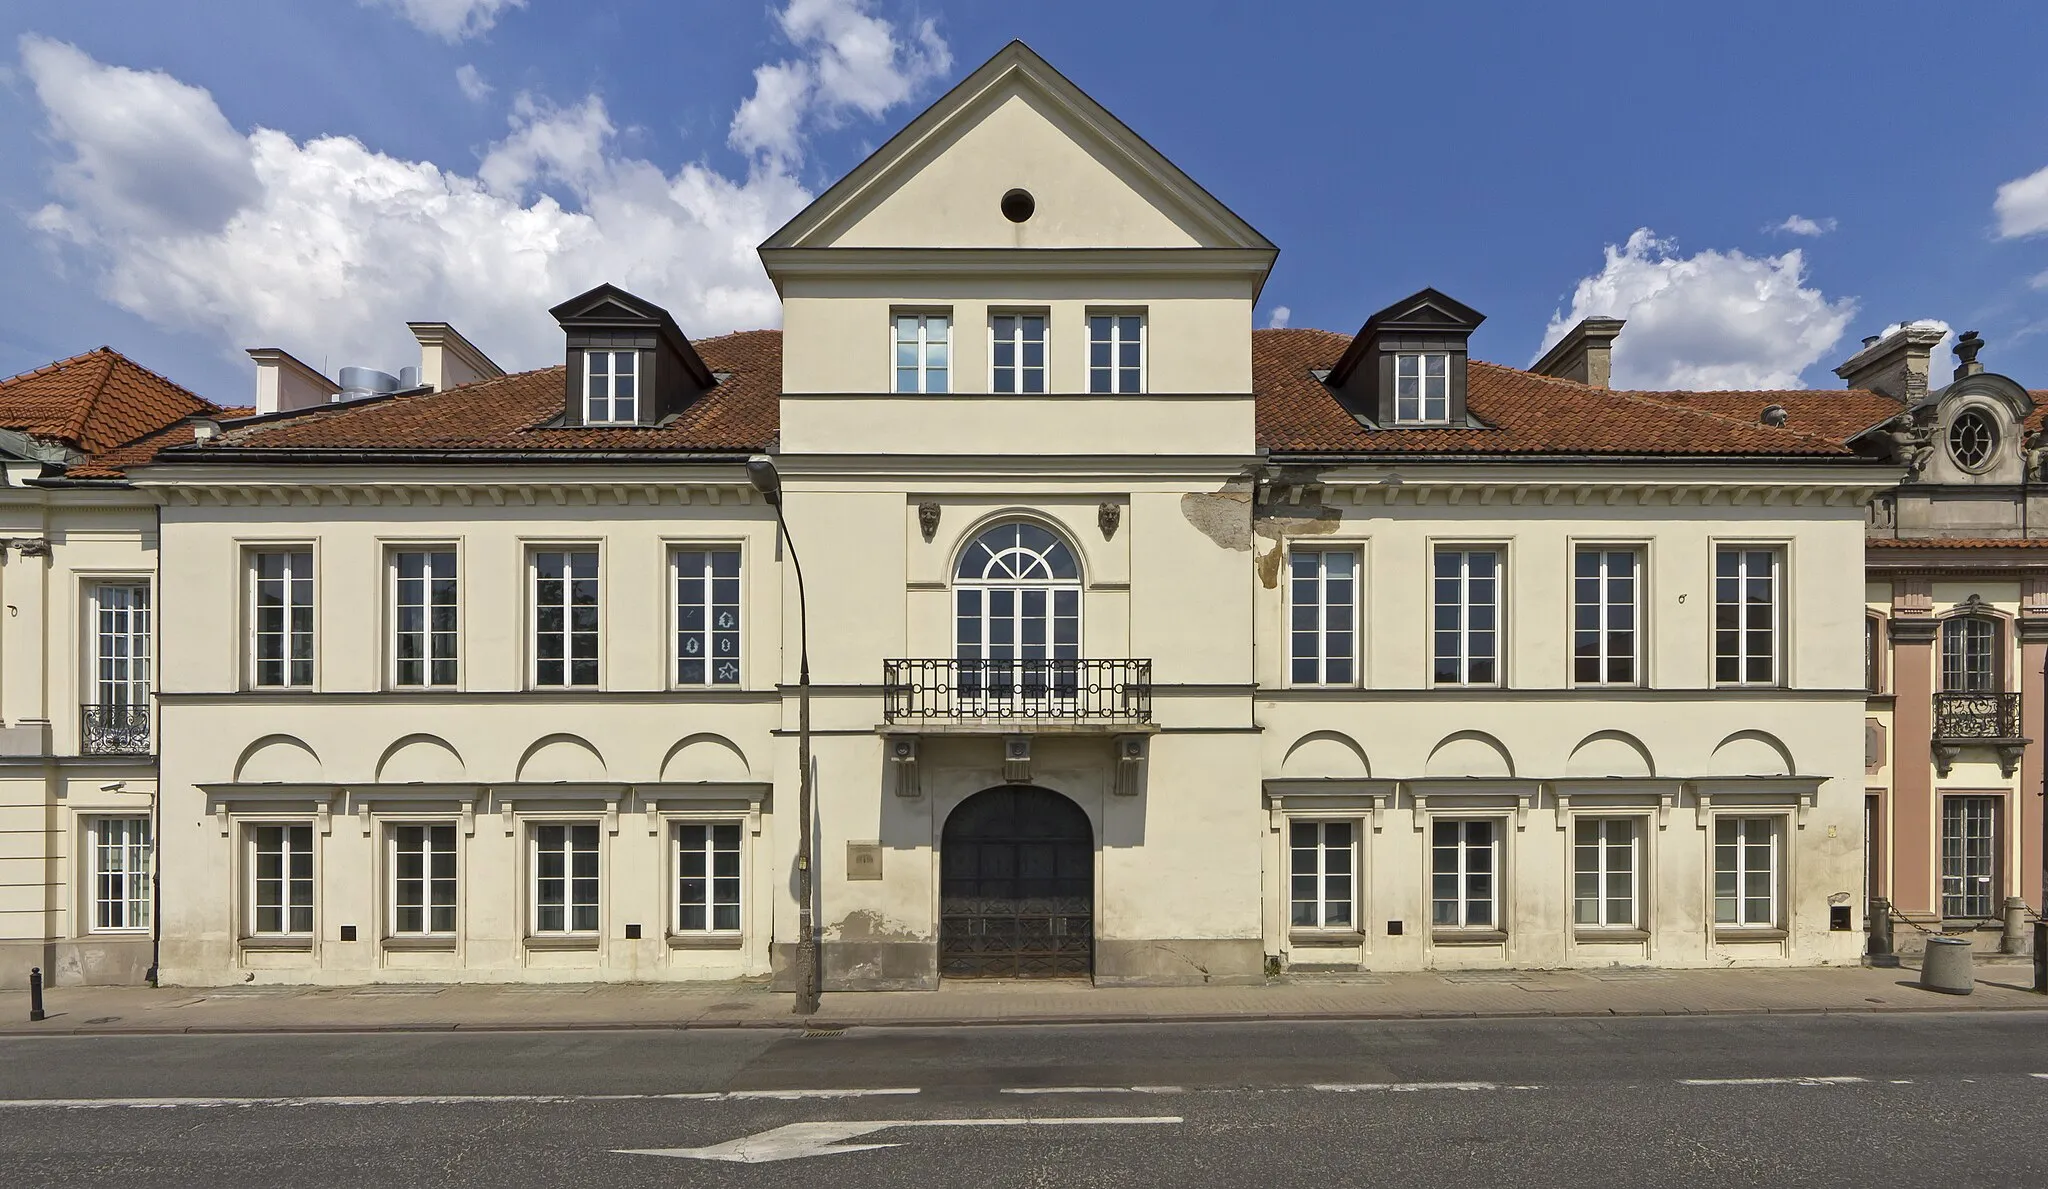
[{"left": 939, "top": 785, "right": 1093, "bottom": 979}]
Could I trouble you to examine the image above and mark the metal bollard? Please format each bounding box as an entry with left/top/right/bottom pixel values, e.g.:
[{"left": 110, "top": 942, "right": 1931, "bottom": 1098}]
[
  {"left": 2002, "top": 897, "right": 2030, "bottom": 956},
  {"left": 28, "top": 966, "right": 45, "bottom": 1022},
  {"left": 1920, "top": 936, "right": 1975, "bottom": 995},
  {"left": 1867, "top": 898, "right": 1898, "bottom": 968}
]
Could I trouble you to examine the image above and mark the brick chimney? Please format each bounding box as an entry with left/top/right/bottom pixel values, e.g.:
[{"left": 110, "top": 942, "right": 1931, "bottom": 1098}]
[
  {"left": 1833, "top": 322, "right": 1945, "bottom": 401},
  {"left": 1531, "top": 317, "right": 1625, "bottom": 388}
]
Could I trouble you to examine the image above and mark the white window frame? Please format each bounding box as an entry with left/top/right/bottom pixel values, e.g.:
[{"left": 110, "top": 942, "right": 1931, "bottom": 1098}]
[
  {"left": 1086, "top": 311, "right": 1146, "bottom": 394},
  {"left": 989, "top": 310, "right": 1048, "bottom": 394},
  {"left": 89, "top": 581, "right": 152, "bottom": 708},
  {"left": 87, "top": 816, "right": 152, "bottom": 933},
  {"left": 1571, "top": 815, "right": 1642, "bottom": 930},
  {"left": 387, "top": 821, "right": 458, "bottom": 938},
  {"left": 529, "top": 821, "right": 601, "bottom": 936},
  {"left": 893, "top": 311, "right": 951, "bottom": 394},
  {"left": 673, "top": 820, "right": 745, "bottom": 936},
  {"left": 953, "top": 521, "right": 1084, "bottom": 711},
  {"left": 1572, "top": 546, "right": 1642, "bottom": 687},
  {"left": 1288, "top": 819, "right": 1359, "bottom": 931},
  {"left": 1288, "top": 547, "right": 1360, "bottom": 686},
  {"left": 1940, "top": 794, "right": 2000, "bottom": 920},
  {"left": 390, "top": 547, "right": 459, "bottom": 689},
  {"left": 583, "top": 349, "right": 638, "bottom": 424},
  {"left": 246, "top": 822, "right": 315, "bottom": 937},
  {"left": 1394, "top": 351, "right": 1451, "bottom": 424},
  {"left": 1430, "top": 817, "right": 1503, "bottom": 932},
  {"left": 530, "top": 547, "right": 601, "bottom": 689},
  {"left": 247, "top": 548, "right": 315, "bottom": 689},
  {"left": 1432, "top": 547, "right": 1504, "bottom": 687},
  {"left": 1712, "top": 815, "right": 1781, "bottom": 930},
  {"left": 673, "top": 546, "right": 743, "bottom": 688},
  {"left": 1714, "top": 546, "right": 1783, "bottom": 687}
]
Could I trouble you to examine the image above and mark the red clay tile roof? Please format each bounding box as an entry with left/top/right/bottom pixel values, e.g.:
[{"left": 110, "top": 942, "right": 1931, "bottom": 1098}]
[
  {"left": 187, "top": 330, "right": 782, "bottom": 457},
  {"left": 1252, "top": 328, "right": 1896, "bottom": 458},
  {"left": 0, "top": 347, "right": 219, "bottom": 455},
  {"left": 67, "top": 408, "right": 256, "bottom": 479},
  {"left": 158, "top": 326, "right": 1907, "bottom": 465},
  {"left": 1867, "top": 537, "right": 2048, "bottom": 549}
]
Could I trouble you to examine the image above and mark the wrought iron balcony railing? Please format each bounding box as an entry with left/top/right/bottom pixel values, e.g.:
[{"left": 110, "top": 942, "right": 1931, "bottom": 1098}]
[
  {"left": 81, "top": 704, "right": 151, "bottom": 756},
  {"left": 883, "top": 659, "right": 1153, "bottom": 725},
  {"left": 1932, "top": 691, "right": 2023, "bottom": 741}
]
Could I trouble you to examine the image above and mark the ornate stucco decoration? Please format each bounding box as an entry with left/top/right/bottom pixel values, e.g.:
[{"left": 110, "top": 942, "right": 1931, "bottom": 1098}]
[
  {"left": 1878, "top": 411, "right": 1936, "bottom": 481},
  {"left": 918, "top": 501, "right": 940, "bottom": 543},
  {"left": 1098, "top": 502, "right": 1120, "bottom": 539}
]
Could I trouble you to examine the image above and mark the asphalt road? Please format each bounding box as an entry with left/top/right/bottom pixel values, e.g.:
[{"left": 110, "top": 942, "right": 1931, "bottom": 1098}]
[{"left": 4, "top": 1012, "right": 2047, "bottom": 1186}]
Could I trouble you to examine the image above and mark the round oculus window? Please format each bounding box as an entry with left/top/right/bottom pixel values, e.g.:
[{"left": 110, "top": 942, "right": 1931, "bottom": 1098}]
[
  {"left": 1000, "top": 188, "right": 1035, "bottom": 223},
  {"left": 1949, "top": 408, "right": 1998, "bottom": 471}
]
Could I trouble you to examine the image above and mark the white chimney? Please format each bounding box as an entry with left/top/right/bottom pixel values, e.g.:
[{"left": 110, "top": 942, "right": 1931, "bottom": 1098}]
[
  {"left": 247, "top": 348, "right": 340, "bottom": 415},
  {"left": 408, "top": 323, "right": 504, "bottom": 392}
]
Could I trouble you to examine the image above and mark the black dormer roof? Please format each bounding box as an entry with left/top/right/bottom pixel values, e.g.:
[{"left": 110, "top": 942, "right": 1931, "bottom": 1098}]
[
  {"left": 1326, "top": 288, "right": 1486, "bottom": 387},
  {"left": 550, "top": 283, "right": 715, "bottom": 388},
  {"left": 549, "top": 283, "right": 717, "bottom": 428}
]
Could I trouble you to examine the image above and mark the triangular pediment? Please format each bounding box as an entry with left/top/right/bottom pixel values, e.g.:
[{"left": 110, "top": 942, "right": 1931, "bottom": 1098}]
[
  {"left": 762, "top": 41, "right": 1273, "bottom": 253},
  {"left": 549, "top": 283, "right": 665, "bottom": 326}
]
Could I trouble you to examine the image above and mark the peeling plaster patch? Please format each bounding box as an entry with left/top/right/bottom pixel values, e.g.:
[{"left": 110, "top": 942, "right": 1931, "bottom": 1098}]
[
  {"left": 1179, "top": 476, "right": 1256, "bottom": 551},
  {"left": 1252, "top": 498, "right": 1343, "bottom": 588},
  {"left": 830, "top": 908, "right": 921, "bottom": 942}
]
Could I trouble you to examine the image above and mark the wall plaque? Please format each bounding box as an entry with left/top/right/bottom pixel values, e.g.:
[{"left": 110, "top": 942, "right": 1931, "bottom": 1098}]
[{"left": 847, "top": 840, "right": 884, "bottom": 880}]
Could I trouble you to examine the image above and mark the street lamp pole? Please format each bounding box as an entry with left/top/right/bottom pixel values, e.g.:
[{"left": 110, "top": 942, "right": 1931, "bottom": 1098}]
[{"left": 747, "top": 455, "right": 820, "bottom": 1016}]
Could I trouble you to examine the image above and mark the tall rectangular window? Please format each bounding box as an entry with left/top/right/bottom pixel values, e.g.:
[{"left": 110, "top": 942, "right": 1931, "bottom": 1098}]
[
  {"left": 532, "top": 823, "right": 599, "bottom": 934},
  {"left": 1431, "top": 819, "right": 1497, "bottom": 929},
  {"left": 251, "top": 550, "right": 315, "bottom": 688},
  {"left": 1940, "top": 617, "right": 1998, "bottom": 692},
  {"left": 675, "top": 548, "right": 741, "bottom": 686},
  {"left": 90, "top": 817, "right": 151, "bottom": 932},
  {"left": 1714, "top": 548, "right": 1779, "bottom": 686},
  {"left": 676, "top": 822, "right": 742, "bottom": 934},
  {"left": 390, "top": 824, "right": 457, "bottom": 937},
  {"left": 1573, "top": 548, "right": 1639, "bottom": 685},
  {"left": 1712, "top": 816, "right": 1778, "bottom": 929},
  {"left": 1087, "top": 313, "right": 1144, "bottom": 394},
  {"left": 894, "top": 313, "right": 950, "bottom": 393},
  {"left": 1433, "top": 548, "right": 1501, "bottom": 686},
  {"left": 1394, "top": 352, "right": 1450, "bottom": 423},
  {"left": 392, "top": 550, "right": 458, "bottom": 688},
  {"left": 532, "top": 550, "right": 600, "bottom": 688},
  {"left": 990, "top": 313, "right": 1046, "bottom": 394},
  {"left": 250, "top": 823, "right": 313, "bottom": 936},
  {"left": 92, "top": 584, "right": 151, "bottom": 707},
  {"left": 1572, "top": 817, "right": 1639, "bottom": 928},
  {"left": 1940, "top": 796, "right": 1998, "bottom": 919},
  {"left": 584, "top": 350, "right": 637, "bottom": 423},
  {"left": 1290, "top": 550, "right": 1358, "bottom": 685},
  {"left": 1289, "top": 821, "right": 1355, "bottom": 929}
]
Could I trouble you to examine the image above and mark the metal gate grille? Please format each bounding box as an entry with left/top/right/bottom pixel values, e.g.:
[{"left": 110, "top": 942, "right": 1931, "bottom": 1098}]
[{"left": 940, "top": 786, "right": 1092, "bottom": 979}]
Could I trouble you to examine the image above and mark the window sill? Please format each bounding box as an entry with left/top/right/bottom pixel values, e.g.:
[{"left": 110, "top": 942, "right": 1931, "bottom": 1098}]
[
  {"left": 1574, "top": 928, "right": 1651, "bottom": 943},
  {"left": 523, "top": 934, "right": 601, "bottom": 952},
  {"left": 382, "top": 935, "right": 458, "bottom": 952},
  {"left": 238, "top": 935, "right": 313, "bottom": 952},
  {"left": 1431, "top": 929, "right": 1508, "bottom": 945},
  {"left": 1713, "top": 927, "right": 1788, "bottom": 943},
  {"left": 668, "top": 933, "right": 745, "bottom": 950},
  {"left": 1288, "top": 930, "right": 1365, "bottom": 948}
]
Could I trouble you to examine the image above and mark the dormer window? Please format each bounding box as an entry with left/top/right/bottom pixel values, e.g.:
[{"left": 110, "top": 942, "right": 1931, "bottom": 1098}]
[
  {"left": 1948, "top": 408, "right": 1996, "bottom": 472},
  {"left": 1395, "top": 352, "right": 1450, "bottom": 423},
  {"left": 585, "top": 350, "right": 638, "bottom": 424}
]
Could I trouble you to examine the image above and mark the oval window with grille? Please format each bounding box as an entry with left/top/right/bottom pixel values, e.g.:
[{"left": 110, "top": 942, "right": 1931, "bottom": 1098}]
[{"left": 1949, "top": 408, "right": 1997, "bottom": 472}]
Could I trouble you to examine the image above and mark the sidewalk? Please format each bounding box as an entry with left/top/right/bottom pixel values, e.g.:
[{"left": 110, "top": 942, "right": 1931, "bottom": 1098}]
[{"left": 7, "top": 962, "right": 2043, "bottom": 1036}]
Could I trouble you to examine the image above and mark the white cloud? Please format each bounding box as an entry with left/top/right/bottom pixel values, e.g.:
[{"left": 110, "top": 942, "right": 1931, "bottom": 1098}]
[
  {"left": 2030, "top": 269, "right": 2048, "bottom": 291},
  {"left": 1771, "top": 214, "right": 1836, "bottom": 237},
  {"left": 1995, "top": 163, "right": 2048, "bottom": 238},
  {"left": 454, "top": 64, "right": 491, "bottom": 103},
  {"left": 1536, "top": 228, "right": 1858, "bottom": 390},
  {"left": 731, "top": 0, "right": 952, "bottom": 165},
  {"left": 364, "top": 0, "right": 524, "bottom": 42},
  {"left": 1265, "top": 306, "right": 1291, "bottom": 329},
  {"left": 16, "top": 4, "right": 950, "bottom": 380}
]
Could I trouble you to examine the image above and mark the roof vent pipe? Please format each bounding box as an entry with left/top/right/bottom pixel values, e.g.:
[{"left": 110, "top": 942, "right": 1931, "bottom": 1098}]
[{"left": 336, "top": 367, "right": 400, "bottom": 403}]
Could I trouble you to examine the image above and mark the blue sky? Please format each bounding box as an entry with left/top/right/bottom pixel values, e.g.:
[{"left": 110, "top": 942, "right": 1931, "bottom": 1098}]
[{"left": 5, "top": 0, "right": 2048, "bottom": 405}]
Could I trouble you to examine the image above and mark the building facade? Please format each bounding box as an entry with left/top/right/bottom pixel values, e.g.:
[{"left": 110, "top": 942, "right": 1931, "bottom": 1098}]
[{"left": 115, "top": 44, "right": 1897, "bottom": 989}]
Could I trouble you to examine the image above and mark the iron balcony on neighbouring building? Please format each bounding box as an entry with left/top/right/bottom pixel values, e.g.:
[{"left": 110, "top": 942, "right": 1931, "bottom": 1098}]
[
  {"left": 883, "top": 658, "right": 1152, "bottom": 726},
  {"left": 1931, "top": 691, "right": 2027, "bottom": 777},
  {"left": 81, "top": 704, "right": 151, "bottom": 756}
]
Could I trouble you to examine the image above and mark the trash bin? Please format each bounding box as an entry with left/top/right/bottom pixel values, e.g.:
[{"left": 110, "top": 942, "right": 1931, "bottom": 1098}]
[{"left": 1919, "top": 936, "right": 1974, "bottom": 995}]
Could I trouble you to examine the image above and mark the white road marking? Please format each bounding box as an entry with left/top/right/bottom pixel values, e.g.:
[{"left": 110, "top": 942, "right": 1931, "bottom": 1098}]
[
  {"left": 1000, "top": 1086, "right": 1185, "bottom": 1096},
  {"left": 1679, "top": 1076, "right": 1868, "bottom": 1087},
  {"left": 616, "top": 1115, "right": 1183, "bottom": 1164},
  {"left": 0, "top": 1088, "right": 920, "bottom": 1110},
  {"left": 1310, "top": 1082, "right": 1503, "bottom": 1093}
]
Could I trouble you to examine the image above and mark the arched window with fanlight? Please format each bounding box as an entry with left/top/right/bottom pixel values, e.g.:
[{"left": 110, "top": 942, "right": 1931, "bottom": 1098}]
[
  {"left": 1940, "top": 615, "right": 2000, "bottom": 692},
  {"left": 954, "top": 520, "right": 1081, "bottom": 705}
]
